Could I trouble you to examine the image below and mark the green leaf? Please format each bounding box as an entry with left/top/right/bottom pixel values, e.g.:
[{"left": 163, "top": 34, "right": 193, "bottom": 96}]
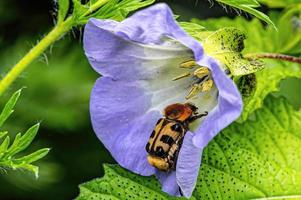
[
  {"left": 216, "top": 0, "right": 277, "bottom": 29},
  {"left": 202, "top": 27, "right": 264, "bottom": 76},
  {"left": 0, "top": 124, "right": 49, "bottom": 176},
  {"left": 193, "top": 7, "right": 301, "bottom": 54},
  {"left": 0, "top": 136, "right": 10, "bottom": 158},
  {"left": 0, "top": 91, "right": 49, "bottom": 176},
  {"left": 77, "top": 96, "right": 301, "bottom": 199},
  {"left": 14, "top": 148, "right": 50, "bottom": 164},
  {"left": 5, "top": 124, "right": 40, "bottom": 158},
  {"left": 72, "top": 0, "right": 155, "bottom": 25},
  {"left": 77, "top": 164, "right": 190, "bottom": 200},
  {"left": 240, "top": 60, "right": 301, "bottom": 121},
  {"left": 179, "top": 22, "right": 206, "bottom": 41},
  {"left": 57, "top": 0, "right": 70, "bottom": 24},
  {"left": 257, "top": 0, "right": 301, "bottom": 8},
  {"left": 277, "top": 5, "right": 301, "bottom": 54},
  {"left": 90, "top": 0, "right": 155, "bottom": 22},
  {"left": 0, "top": 89, "right": 21, "bottom": 127},
  {"left": 0, "top": 131, "right": 7, "bottom": 139},
  {"left": 72, "top": 0, "right": 89, "bottom": 19},
  {"left": 194, "top": 96, "right": 301, "bottom": 198}
]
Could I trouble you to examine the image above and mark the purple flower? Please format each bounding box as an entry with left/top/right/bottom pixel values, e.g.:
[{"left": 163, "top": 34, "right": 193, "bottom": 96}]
[{"left": 84, "top": 3, "right": 242, "bottom": 198}]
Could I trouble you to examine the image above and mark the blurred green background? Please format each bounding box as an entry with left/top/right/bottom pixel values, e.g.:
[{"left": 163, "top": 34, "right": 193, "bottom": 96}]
[{"left": 0, "top": 0, "right": 300, "bottom": 199}]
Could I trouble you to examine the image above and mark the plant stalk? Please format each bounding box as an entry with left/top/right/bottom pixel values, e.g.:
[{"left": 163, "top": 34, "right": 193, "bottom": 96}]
[
  {"left": 245, "top": 53, "right": 301, "bottom": 64},
  {"left": 0, "top": 0, "right": 110, "bottom": 96},
  {"left": 0, "top": 18, "right": 74, "bottom": 96}
]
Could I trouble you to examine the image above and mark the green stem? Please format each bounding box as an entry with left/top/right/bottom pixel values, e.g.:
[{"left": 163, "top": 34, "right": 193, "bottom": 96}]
[
  {"left": 0, "top": 0, "right": 111, "bottom": 96},
  {"left": 245, "top": 53, "right": 301, "bottom": 64},
  {"left": 0, "top": 18, "right": 74, "bottom": 96}
]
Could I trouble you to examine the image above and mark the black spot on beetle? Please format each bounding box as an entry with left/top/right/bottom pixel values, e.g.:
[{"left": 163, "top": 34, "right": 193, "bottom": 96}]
[
  {"left": 145, "top": 142, "right": 150, "bottom": 152},
  {"left": 171, "top": 123, "right": 183, "bottom": 133},
  {"left": 156, "top": 118, "right": 162, "bottom": 125},
  {"left": 160, "top": 135, "right": 175, "bottom": 146},
  {"left": 150, "top": 130, "right": 156, "bottom": 138},
  {"left": 155, "top": 146, "right": 166, "bottom": 157}
]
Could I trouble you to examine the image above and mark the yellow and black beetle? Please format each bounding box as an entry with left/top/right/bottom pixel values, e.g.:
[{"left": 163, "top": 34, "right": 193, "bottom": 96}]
[{"left": 145, "top": 103, "right": 208, "bottom": 171}]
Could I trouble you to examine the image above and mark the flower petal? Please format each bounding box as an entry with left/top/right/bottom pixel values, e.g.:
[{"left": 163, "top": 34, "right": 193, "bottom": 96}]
[
  {"left": 90, "top": 77, "right": 160, "bottom": 175},
  {"left": 84, "top": 18, "right": 192, "bottom": 81},
  {"left": 193, "top": 58, "right": 243, "bottom": 148},
  {"left": 176, "top": 131, "right": 203, "bottom": 198},
  {"left": 156, "top": 171, "right": 181, "bottom": 196}
]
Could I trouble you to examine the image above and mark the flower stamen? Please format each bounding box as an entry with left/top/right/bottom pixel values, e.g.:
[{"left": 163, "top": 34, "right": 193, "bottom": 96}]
[
  {"left": 193, "top": 67, "right": 210, "bottom": 79},
  {"left": 180, "top": 60, "right": 197, "bottom": 69},
  {"left": 174, "top": 60, "right": 214, "bottom": 99},
  {"left": 186, "top": 84, "right": 202, "bottom": 99},
  {"left": 201, "top": 79, "right": 213, "bottom": 92},
  {"left": 172, "top": 72, "right": 192, "bottom": 81}
]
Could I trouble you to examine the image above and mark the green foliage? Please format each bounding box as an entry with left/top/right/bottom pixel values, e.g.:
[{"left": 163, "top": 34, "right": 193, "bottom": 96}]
[
  {"left": 71, "top": 0, "right": 155, "bottom": 25},
  {"left": 77, "top": 164, "right": 189, "bottom": 200},
  {"left": 194, "top": 96, "right": 301, "bottom": 199},
  {"left": 277, "top": 4, "right": 301, "bottom": 54},
  {"left": 0, "top": 90, "right": 49, "bottom": 177},
  {"left": 240, "top": 60, "right": 301, "bottom": 121},
  {"left": 77, "top": 96, "right": 301, "bottom": 199},
  {"left": 0, "top": 40, "right": 95, "bottom": 131},
  {"left": 215, "top": 0, "right": 276, "bottom": 29},
  {"left": 179, "top": 22, "right": 206, "bottom": 40},
  {"left": 0, "top": 89, "right": 21, "bottom": 127},
  {"left": 58, "top": 0, "right": 70, "bottom": 24},
  {"left": 257, "top": 0, "right": 301, "bottom": 8},
  {"left": 182, "top": 24, "right": 264, "bottom": 76},
  {"left": 193, "top": 7, "right": 301, "bottom": 121},
  {"left": 90, "top": 0, "right": 155, "bottom": 21},
  {"left": 202, "top": 27, "right": 264, "bottom": 76},
  {"left": 193, "top": 6, "right": 301, "bottom": 54}
]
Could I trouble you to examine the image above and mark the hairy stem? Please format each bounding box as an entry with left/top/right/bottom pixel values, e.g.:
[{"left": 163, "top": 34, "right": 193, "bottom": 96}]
[
  {"left": 0, "top": 18, "right": 74, "bottom": 96},
  {"left": 0, "top": 0, "right": 110, "bottom": 96},
  {"left": 245, "top": 53, "right": 301, "bottom": 64}
]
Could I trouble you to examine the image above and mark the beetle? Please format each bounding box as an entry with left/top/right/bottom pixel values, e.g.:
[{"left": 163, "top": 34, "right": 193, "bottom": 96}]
[{"left": 145, "top": 103, "right": 208, "bottom": 171}]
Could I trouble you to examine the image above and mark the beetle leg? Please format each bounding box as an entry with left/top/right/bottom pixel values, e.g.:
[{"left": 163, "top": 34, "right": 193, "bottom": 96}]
[
  {"left": 188, "top": 111, "right": 208, "bottom": 122},
  {"left": 179, "top": 188, "right": 184, "bottom": 196}
]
